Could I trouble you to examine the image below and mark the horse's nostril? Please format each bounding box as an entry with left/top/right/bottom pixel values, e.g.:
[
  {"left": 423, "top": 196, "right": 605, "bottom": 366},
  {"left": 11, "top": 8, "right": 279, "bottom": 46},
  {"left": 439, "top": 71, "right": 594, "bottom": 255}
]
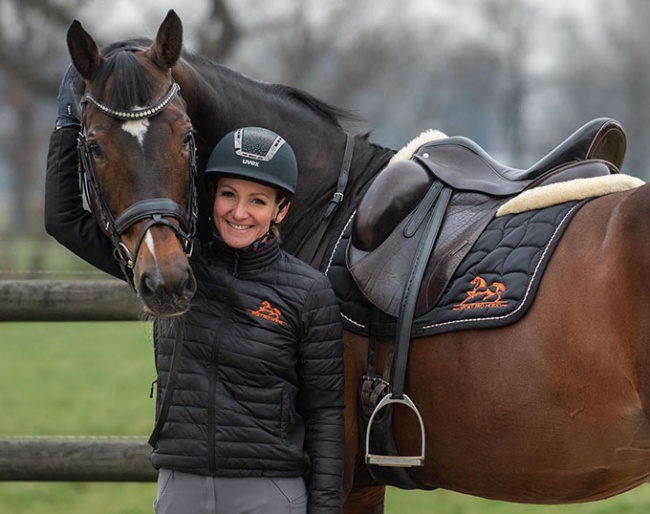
[
  {"left": 139, "top": 271, "right": 163, "bottom": 300},
  {"left": 183, "top": 267, "right": 197, "bottom": 296}
]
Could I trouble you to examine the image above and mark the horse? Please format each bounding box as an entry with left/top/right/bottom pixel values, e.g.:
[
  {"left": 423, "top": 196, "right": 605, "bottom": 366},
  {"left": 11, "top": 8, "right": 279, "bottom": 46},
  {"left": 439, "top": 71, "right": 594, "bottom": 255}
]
[{"left": 65, "top": 10, "right": 650, "bottom": 514}]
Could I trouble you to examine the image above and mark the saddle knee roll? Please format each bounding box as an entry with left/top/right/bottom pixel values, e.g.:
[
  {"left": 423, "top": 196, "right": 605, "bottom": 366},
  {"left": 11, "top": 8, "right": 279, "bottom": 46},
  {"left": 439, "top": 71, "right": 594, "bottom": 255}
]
[{"left": 352, "top": 160, "right": 433, "bottom": 252}]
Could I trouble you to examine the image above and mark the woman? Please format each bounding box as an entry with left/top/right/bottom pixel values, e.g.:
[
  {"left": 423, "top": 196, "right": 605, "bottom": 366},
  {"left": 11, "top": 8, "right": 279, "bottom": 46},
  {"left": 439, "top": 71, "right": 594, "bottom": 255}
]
[{"left": 45, "top": 69, "right": 345, "bottom": 514}]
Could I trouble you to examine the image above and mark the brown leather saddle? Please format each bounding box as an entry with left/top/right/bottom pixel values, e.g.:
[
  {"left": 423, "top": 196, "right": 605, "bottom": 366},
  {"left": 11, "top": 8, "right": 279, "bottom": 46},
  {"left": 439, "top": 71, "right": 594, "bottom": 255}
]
[{"left": 347, "top": 117, "right": 626, "bottom": 318}]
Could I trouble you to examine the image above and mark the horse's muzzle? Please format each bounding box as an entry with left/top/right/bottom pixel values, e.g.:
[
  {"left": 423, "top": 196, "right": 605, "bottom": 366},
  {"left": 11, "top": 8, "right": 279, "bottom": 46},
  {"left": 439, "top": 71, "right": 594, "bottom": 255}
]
[{"left": 137, "top": 264, "right": 196, "bottom": 317}]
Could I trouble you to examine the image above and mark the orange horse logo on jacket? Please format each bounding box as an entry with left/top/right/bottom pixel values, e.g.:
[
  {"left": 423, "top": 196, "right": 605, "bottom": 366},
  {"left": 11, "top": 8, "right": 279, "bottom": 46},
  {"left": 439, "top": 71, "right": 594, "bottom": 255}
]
[
  {"left": 453, "top": 276, "right": 508, "bottom": 311},
  {"left": 249, "top": 300, "right": 286, "bottom": 325}
]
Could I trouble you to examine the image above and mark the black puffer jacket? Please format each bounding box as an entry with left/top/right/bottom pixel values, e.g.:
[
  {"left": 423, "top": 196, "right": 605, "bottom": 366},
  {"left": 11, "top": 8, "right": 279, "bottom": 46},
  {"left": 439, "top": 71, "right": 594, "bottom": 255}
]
[
  {"left": 44, "top": 127, "right": 345, "bottom": 513},
  {"left": 152, "top": 234, "right": 345, "bottom": 505}
]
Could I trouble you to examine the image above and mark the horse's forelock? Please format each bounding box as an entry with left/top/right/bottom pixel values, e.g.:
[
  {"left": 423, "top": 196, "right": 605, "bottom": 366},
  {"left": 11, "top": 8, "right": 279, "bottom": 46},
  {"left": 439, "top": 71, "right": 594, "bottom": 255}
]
[{"left": 94, "top": 49, "right": 152, "bottom": 111}]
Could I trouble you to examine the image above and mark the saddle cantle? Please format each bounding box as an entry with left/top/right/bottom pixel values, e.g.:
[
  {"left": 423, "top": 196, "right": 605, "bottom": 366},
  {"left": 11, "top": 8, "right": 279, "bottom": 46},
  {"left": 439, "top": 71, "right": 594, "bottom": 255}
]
[{"left": 348, "top": 118, "right": 626, "bottom": 318}]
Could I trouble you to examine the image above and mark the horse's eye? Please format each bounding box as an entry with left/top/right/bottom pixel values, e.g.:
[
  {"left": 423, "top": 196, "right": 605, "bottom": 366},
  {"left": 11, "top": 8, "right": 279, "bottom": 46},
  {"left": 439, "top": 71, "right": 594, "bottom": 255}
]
[
  {"left": 88, "top": 143, "right": 105, "bottom": 159},
  {"left": 182, "top": 132, "right": 195, "bottom": 149}
]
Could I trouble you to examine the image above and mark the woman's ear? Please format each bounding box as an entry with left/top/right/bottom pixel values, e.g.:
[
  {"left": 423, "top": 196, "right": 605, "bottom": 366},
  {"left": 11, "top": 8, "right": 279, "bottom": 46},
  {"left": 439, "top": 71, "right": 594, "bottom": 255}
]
[{"left": 275, "top": 199, "right": 290, "bottom": 224}]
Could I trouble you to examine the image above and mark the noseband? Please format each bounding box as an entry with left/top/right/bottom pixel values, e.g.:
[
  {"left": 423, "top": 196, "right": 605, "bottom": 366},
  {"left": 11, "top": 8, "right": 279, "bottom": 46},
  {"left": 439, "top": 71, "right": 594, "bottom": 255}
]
[{"left": 78, "top": 80, "right": 198, "bottom": 289}]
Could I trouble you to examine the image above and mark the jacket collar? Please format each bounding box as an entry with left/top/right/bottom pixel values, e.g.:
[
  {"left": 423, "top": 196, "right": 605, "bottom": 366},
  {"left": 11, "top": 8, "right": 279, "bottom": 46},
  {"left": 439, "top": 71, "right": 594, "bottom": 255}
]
[{"left": 207, "top": 230, "right": 281, "bottom": 275}]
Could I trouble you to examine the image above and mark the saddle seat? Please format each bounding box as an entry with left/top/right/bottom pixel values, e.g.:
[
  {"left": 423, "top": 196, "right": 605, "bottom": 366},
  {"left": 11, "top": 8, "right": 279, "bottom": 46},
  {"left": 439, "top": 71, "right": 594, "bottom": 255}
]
[{"left": 412, "top": 117, "right": 625, "bottom": 197}]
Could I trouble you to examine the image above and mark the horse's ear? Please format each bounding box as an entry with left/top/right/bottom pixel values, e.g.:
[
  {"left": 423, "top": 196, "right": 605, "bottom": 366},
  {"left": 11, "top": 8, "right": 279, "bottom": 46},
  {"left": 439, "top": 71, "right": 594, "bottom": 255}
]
[
  {"left": 148, "top": 9, "right": 183, "bottom": 70},
  {"left": 66, "top": 20, "right": 103, "bottom": 82}
]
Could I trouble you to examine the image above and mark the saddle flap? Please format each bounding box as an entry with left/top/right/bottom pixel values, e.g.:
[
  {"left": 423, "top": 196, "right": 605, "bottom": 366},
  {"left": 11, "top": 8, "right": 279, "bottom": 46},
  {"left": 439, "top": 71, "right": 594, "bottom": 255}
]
[
  {"left": 348, "top": 189, "right": 504, "bottom": 318},
  {"left": 348, "top": 212, "right": 421, "bottom": 317}
]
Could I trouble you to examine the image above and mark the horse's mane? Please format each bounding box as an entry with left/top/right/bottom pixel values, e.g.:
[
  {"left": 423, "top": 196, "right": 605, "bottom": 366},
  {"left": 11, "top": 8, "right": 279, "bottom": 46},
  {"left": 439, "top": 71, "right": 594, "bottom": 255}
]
[
  {"left": 267, "top": 84, "right": 358, "bottom": 128},
  {"left": 181, "top": 49, "right": 358, "bottom": 128}
]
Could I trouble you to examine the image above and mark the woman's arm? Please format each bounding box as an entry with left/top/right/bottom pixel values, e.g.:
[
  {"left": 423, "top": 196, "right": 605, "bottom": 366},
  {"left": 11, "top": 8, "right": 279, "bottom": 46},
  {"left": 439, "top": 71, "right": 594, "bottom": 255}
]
[
  {"left": 44, "top": 65, "right": 124, "bottom": 279},
  {"left": 44, "top": 126, "right": 124, "bottom": 279}
]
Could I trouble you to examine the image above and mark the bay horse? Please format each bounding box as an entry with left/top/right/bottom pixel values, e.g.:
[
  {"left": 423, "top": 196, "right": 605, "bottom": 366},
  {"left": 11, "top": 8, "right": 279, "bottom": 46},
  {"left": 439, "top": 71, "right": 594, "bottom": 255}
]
[{"left": 66, "top": 10, "right": 650, "bottom": 513}]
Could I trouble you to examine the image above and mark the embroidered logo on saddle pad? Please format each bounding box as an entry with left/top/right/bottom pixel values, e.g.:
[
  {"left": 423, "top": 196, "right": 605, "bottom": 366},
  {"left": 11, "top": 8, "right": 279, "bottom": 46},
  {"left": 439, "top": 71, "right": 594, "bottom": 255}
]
[
  {"left": 453, "top": 276, "right": 508, "bottom": 311},
  {"left": 249, "top": 301, "right": 285, "bottom": 325}
]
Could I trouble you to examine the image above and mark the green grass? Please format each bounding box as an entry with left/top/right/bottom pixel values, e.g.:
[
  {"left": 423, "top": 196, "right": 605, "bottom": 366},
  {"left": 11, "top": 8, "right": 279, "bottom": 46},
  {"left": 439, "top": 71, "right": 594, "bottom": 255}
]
[
  {"left": 0, "top": 322, "right": 157, "bottom": 514},
  {"left": 1, "top": 321, "right": 649, "bottom": 513}
]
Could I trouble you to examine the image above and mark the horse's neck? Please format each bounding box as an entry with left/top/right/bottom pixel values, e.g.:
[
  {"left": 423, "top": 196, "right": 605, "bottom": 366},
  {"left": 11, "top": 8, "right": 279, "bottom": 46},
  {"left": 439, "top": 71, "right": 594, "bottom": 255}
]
[
  {"left": 281, "top": 137, "right": 394, "bottom": 262},
  {"left": 174, "top": 57, "right": 393, "bottom": 263}
]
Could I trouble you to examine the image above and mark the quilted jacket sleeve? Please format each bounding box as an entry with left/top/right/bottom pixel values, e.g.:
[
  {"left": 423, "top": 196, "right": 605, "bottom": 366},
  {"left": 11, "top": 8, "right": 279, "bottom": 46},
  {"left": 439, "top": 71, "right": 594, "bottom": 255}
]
[
  {"left": 298, "top": 273, "right": 345, "bottom": 514},
  {"left": 44, "top": 126, "right": 124, "bottom": 279}
]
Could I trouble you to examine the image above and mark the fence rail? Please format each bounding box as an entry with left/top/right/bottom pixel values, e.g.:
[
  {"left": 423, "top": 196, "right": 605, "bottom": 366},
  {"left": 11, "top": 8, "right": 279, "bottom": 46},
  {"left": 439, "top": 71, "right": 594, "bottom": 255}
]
[
  {"left": 0, "top": 436, "right": 157, "bottom": 482},
  {"left": 1, "top": 279, "right": 153, "bottom": 481},
  {"left": 0, "top": 279, "right": 142, "bottom": 321}
]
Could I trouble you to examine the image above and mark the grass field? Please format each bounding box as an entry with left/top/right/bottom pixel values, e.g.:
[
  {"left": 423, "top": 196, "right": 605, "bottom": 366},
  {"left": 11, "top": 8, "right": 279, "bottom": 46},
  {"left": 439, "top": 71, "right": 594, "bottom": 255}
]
[{"left": 1, "top": 321, "right": 649, "bottom": 513}]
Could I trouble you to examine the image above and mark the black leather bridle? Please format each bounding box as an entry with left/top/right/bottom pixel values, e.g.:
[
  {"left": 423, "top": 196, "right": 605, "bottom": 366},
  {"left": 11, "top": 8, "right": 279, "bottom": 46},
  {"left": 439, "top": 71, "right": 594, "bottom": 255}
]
[{"left": 77, "top": 81, "right": 198, "bottom": 289}]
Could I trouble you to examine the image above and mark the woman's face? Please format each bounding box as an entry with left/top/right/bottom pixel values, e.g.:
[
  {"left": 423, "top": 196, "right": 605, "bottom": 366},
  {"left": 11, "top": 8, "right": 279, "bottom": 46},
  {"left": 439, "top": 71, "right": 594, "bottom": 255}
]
[{"left": 212, "top": 177, "right": 289, "bottom": 249}]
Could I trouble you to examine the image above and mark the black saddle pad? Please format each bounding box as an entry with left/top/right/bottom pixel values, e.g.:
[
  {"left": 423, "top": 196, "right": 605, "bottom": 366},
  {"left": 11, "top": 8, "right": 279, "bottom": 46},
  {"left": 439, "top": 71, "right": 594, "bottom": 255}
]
[{"left": 324, "top": 199, "right": 589, "bottom": 338}]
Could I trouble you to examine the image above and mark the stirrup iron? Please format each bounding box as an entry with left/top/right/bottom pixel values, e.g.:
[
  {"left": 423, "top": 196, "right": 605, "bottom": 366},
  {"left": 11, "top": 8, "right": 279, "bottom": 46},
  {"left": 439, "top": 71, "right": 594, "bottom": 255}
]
[{"left": 365, "top": 393, "right": 426, "bottom": 467}]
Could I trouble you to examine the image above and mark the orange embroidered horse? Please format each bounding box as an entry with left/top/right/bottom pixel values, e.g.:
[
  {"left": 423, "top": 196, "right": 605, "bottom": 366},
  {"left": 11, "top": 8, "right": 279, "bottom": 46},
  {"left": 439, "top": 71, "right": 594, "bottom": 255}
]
[{"left": 458, "top": 276, "right": 507, "bottom": 306}]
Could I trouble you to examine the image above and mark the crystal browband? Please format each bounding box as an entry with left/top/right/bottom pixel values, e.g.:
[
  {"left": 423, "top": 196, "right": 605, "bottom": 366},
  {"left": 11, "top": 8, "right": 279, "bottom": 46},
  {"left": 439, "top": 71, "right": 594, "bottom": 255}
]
[{"left": 82, "top": 82, "right": 181, "bottom": 121}]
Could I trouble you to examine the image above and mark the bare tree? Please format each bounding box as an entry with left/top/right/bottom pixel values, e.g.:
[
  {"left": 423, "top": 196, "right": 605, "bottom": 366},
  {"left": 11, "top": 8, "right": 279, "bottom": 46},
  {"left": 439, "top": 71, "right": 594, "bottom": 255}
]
[
  {"left": 195, "top": 0, "right": 241, "bottom": 60},
  {"left": 600, "top": 0, "right": 650, "bottom": 175},
  {"left": 0, "top": 0, "right": 82, "bottom": 236}
]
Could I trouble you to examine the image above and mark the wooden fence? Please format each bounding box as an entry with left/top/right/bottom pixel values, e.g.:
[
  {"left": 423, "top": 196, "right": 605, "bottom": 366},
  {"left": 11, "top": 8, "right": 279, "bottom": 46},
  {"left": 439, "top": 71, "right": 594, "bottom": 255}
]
[{"left": 0, "top": 279, "right": 157, "bottom": 482}]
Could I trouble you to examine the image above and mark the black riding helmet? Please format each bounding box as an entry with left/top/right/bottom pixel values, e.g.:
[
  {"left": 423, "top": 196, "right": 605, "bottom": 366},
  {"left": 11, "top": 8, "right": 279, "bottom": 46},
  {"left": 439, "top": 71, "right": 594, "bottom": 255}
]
[{"left": 205, "top": 127, "right": 298, "bottom": 198}]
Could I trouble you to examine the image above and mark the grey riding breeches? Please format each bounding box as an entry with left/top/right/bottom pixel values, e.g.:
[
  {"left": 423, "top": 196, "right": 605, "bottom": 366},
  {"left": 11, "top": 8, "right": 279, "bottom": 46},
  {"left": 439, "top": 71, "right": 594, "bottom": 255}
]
[{"left": 153, "top": 469, "right": 308, "bottom": 514}]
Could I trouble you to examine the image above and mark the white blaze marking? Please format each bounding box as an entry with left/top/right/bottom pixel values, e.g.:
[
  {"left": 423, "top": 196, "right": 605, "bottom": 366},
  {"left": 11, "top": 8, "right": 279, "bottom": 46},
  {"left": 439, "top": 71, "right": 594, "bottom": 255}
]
[
  {"left": 122, "top": 118, "right": 150, "bottom": 147},
  {"left": 145, "top": 231, "right": 156, "bottom": 260}
]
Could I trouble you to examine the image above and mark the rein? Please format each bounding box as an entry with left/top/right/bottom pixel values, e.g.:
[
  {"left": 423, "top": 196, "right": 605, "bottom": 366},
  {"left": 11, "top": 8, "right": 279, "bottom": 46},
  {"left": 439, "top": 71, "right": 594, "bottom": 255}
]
[{"left": 77, "top": 81, "right": 198, "bottom": 289}]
